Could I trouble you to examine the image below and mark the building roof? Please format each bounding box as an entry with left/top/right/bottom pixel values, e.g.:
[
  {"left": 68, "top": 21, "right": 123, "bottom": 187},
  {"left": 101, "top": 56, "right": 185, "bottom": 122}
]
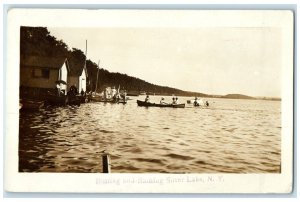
[{"left": 20, "top": 55, "right": 69, "bottom": 71}]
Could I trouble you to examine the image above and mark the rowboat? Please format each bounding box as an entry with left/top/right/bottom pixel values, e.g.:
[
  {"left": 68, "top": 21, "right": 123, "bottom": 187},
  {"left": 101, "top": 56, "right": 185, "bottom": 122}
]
[
  {"left": 89, "top": 95, "right": 103, "bottom": 102},
  {"left": 45, "top": 94, "right": 81, "bottom": 106},
  {"left": 76, "top": 95, "right": 89, "bottom": 103},
  {"left": 20, "top": 99, "right": 44, "bottom": 110},
  {"left": 137, "top": 100, "right": 185, "bottom": 108},
  {"left": 100, "top": 100, "right": 127, "bottom": 104},
  {"left": 187, "top": 99, "right": 209, "bottom": 107}
]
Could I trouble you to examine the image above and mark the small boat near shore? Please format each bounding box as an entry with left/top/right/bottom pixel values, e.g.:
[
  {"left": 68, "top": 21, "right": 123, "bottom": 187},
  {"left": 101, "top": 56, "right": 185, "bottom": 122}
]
[
  {"left": 89, "top": 95, "right": 102, "bottom": 102},
  {"left": 90, "top": 85, "right": 128, "bottom": 104},
  {"left": 77, "top": 95, "right": 89, "bottom": 103},
  {"left": 187, "top": 99, "right": 209, "bottom": 107},
  {"left": 100, "top": 99, "right": 127, "bottom": 104},
  {"left": 45, "top": 94, "right": 81, "bottom": 106},
  {"left": 137, "top": 100, "right": 185, "bottom": 108},
  {"left": 90, "top": 96, "right": 127, "bottom": 104},
  {"left": 20, "top": 99, "right": 44, "bottom": 110}
]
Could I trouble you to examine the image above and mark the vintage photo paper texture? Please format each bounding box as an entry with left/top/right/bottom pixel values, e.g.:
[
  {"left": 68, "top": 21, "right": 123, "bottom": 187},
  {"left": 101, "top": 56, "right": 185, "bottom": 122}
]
[{"left": 5, "top": 9, "right": 293, "bottom": 193}]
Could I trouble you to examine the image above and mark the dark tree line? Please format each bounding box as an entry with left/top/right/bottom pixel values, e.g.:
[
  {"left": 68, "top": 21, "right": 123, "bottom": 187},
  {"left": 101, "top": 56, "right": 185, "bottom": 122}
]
[
  {"left": 21, "top": 27, "right": 69, "bottom": 57},
  {"left": 20, "top": 26, "right": 207, "bottom": 96}
]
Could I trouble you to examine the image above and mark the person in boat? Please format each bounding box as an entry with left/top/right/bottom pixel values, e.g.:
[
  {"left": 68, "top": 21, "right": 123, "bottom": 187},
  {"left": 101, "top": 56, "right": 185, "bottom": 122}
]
[
  {"left": 194, "top": 97, "right": 200, "bottom": 106},
  {"left": 145, "top": 95, "right": 150, "bottom": 103},
  {"left": 74, "top": 85, "right": 78, "bottom": 95},
  {"left": 112, "top": 86, "right": 117, "bottom": 98},
  {"left": 69, "top": 85, "right": 78, "bottom": 96},
  {"left": 80, "top": 89, "right": 85, "bottom": 96},
  {"left": 172, "top": 97, "right": 178, "bottom": 104},
  {"left": 205, "top": 101, "right": 209, "bottom": 107},
  {"left": 116, "top": 94, "right": 121, "bottom": 102},
  {"left": 160, "top": 97, "right": 167, "bottom": 105},
  {"left": 121, "top": 94, "right": 126, "bottom": 102},
  {"left": 67, "top": 86, "right": 77, "bottom": 103},
  {"left": 124, "top": 90, "right": 127, "bottom": 100},
  {"left": 121, "top": 90, "right": 127, "bottom": 102},
  {"left": 55, "top": 84, "right": 60, "bottom": 96},
  {"left": 112, "top": 94, "right": 117, "bottom": 102}
]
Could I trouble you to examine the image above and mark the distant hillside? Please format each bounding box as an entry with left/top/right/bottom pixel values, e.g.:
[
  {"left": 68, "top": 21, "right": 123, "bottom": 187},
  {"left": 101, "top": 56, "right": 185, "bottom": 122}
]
[
  {"left": 221, "top": 94, "right": 255, "bottom": 99},
  {"left": 256, "top": 97, "right": 281, "bottom": 101}
]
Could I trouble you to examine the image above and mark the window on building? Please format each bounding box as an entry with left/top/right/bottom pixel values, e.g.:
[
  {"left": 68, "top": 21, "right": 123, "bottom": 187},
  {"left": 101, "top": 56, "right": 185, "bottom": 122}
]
[
  {"left": 32, "top": 68, "right": 50, "bottom": 79},
  {"left": 41, "top": 69, "right": 50, "bottom": 78}
]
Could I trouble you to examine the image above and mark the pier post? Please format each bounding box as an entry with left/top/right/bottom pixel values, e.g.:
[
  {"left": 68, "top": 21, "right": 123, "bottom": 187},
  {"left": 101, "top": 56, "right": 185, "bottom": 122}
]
[{"left": 102, "top": 153, "right": 111, "bottom": 173}]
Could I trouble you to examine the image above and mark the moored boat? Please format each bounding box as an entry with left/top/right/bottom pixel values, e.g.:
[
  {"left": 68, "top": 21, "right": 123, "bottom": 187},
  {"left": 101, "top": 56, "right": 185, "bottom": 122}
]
[
  {"left": 76, "top": 95, "right": 89, "bottom": 103},
  {"left": 20, "top": 99, "right": 44, "bottom": 110},
  {"left": 137, "top": 100, "right": 185, "bottom": 108},
  {"left": 45, "top": 94, "right": 81, "bottom": 106},
  {"left": 100, "top": 99, "right": 127, "bottom": 104},
  {"left": 90, "top": 95, "right": 102, "bottom": 102}
]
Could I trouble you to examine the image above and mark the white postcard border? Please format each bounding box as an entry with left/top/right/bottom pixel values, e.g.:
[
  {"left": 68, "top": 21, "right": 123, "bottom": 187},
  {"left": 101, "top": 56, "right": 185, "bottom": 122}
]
[{"left": 5, "top": 9, "right": 294, "bottom": 193}]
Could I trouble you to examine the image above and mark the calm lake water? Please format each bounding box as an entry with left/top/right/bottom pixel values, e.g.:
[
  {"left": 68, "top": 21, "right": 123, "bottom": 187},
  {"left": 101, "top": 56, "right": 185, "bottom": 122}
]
[{"left": 19, "top": 96, "right": 281, "bottom": 173}]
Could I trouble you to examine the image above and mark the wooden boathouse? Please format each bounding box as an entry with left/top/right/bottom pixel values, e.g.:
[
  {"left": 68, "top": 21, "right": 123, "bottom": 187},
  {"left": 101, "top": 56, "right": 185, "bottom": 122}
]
[{"left": 20, "top": 55, "right": 70, "bottom": 99}]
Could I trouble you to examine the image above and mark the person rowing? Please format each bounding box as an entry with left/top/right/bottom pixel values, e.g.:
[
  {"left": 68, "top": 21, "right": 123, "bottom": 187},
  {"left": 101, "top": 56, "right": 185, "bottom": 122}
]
[
  {"left": 160, "top": 97, "right": 167, "bottom": 105},
  {"left": 194, "top": 97, "right": 200, "bottom": 106},
  {"left": 145, "top": 95, "right": 150, "bottom": 103},
  {"left": 172, "top": 97, "right": 178, "bottom": 104},
  {"left": 205, "top": 101, "right": 209, "bottom": 107}
]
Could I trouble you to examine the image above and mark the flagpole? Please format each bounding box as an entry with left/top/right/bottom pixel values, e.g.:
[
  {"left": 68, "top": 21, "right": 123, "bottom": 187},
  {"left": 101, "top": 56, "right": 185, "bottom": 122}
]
[
  {"left": 95, "top": 60, "right": 100, "bottom": 93},
  {"left": 84, "top": 40, "right": 89, "bottom": 90}
]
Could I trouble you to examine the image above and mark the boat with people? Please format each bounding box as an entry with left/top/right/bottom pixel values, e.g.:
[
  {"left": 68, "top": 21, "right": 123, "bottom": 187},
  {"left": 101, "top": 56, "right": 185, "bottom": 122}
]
[
  {"left": 89, "top": 92, "right": 103, "bottom": 102},
  {"left": 187, "top": 97, "right": 210, "bottom": 107},
  {"left": 137, "top": 100, "right": 185, "bottom": 108},
  {"left": 90, "top": 85, "right": 128, "bottom": 104},
  {"left": 77, "top": 94, "right": 89, "bottom": 103},
  {"left": 45, "top": 85, "right": 81, "bottom": 106},
  {"left": 89, "top": 59, "right": 128, "bottom": 104},
  {"left": 45, "top": 93, "right": 81, "bottom": 106}
]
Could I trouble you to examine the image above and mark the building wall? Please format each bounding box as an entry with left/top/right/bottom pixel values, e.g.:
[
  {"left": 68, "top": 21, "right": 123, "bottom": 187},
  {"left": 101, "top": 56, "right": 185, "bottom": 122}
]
[
  {"left": 59, "top": 62, "right": 68, "bottom": 94},
  {"left": 79, "top": 69, "right": 87, "bottom": 92},
  {"left": 20, "top": 66, "right": 59, "bottom": 89}
]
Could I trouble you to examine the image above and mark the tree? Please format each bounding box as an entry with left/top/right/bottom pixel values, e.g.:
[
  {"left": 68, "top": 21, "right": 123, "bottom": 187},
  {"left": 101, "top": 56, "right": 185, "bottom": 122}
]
[{"left": 20, "top": 26, "right": 68, "bottom": 57}]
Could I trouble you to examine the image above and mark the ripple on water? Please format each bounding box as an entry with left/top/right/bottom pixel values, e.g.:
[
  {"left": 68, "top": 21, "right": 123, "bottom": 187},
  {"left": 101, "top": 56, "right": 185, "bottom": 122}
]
[
  {"left": 132, "top": 158, "right": 165, "bottom": 165},
  {"left": 112, "top": 165, "right": 140, "bottom": 171},
  {"left": 19, "top": 98, "right": 281, "bottom": 173},
  {"left": 164, "top": 153, "right": 195, "bottom": 160}
]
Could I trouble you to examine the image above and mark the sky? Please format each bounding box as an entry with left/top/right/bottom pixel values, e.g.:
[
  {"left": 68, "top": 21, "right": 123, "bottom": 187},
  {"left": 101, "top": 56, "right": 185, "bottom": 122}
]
[{"left": 48, "top": 27, "right": 282, "bottom": 97}]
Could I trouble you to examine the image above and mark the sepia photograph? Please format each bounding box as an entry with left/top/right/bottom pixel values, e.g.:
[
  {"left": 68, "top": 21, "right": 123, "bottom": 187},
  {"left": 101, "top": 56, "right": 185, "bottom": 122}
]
[
  {"left": 19, "top": 26, "right": 282, "bottom": 174},
  {"left": 5, "top": 9, "right": 294, "bottom": 193}
]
